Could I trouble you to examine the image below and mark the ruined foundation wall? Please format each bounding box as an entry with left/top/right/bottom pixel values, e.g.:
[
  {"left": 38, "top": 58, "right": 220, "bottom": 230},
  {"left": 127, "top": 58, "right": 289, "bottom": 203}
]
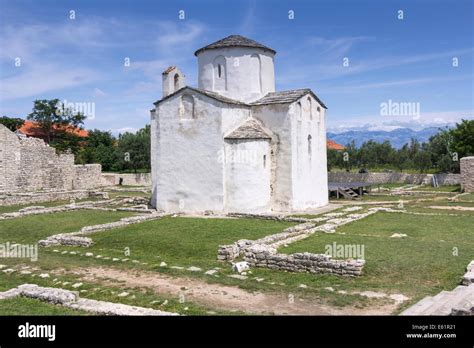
[
  {"left": 328, "top": 172, "right": 460, "bottom": 185},
  {"left": 460, "top": 157, "right": 474, "bottom": 193},
  {"left": 0, "top": 124, "right": 102, "bottom": 192}
]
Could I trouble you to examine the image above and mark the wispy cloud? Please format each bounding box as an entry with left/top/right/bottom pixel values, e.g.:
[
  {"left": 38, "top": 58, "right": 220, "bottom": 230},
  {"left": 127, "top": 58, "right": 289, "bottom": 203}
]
[
  {"left": 0, "top": 65, "right": 100, "bottom": 100},
  {"left": 328, "top": 109, "right": 474, "bottom": 132},
  {"left": 156, "top": 21, "right": 206, "bottom": 48}
]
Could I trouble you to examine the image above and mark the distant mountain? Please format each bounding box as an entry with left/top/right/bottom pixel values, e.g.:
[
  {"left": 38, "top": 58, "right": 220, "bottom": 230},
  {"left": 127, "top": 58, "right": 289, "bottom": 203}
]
[{"left": 327, "top": 127, "right": 442, "bottom": 149}]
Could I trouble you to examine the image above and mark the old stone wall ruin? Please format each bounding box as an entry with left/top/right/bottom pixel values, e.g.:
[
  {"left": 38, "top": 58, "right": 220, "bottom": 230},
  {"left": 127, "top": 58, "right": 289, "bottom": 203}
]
[
  {"left": 0, "top": 124, "right": 102, "bottom": 192},
  {"left": 328, "top": 172, "right": 460, "bottom": 185},
  {"left": 460, "top": 156, "right": 474, "bottom": 193}
]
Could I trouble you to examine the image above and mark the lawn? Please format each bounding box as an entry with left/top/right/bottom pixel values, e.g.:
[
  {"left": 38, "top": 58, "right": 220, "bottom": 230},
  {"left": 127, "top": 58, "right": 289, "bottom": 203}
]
[
  {"left": 0, "top": 197, "right": 105, "bottom": 214},
  {"left": 0, "top": 210, "right": 136, "bottom": 244},
  {"left": 1, "top": 189, "right": 473, "bottom": 314},
  {"left": 0, "top": 297, "right": 90, "bottom": 315},
  {"left": 86, "top": 216, "right": 296, "bottom": 269},
  {"left": 280, "top": 212, "right": 474, "bottom": 310},
  {"left": 415, "top": 185, "right": 461, "bottom": 192},
  {"left": 107, "top": 191, "right": 150, "bottom": 199}
]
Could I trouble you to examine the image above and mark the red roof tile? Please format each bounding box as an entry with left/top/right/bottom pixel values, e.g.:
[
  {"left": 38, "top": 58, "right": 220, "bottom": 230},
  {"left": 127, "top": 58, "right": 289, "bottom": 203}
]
[{"left": 327, "top": 139, "right": 345, "bottom": 150}]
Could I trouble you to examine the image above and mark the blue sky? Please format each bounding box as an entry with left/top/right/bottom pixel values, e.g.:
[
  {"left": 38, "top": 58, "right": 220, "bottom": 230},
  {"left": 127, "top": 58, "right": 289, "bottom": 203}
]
[{"left": 0, "top": 0, "right": 472, "bottom": 134}]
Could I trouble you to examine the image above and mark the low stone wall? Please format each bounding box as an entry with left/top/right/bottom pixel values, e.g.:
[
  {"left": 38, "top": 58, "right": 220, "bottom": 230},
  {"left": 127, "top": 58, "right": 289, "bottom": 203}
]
[
  {"left": 0, "top": 284, "right": 177, "bottom": 315},
  {"left": 101, "top": 173, "right": 151, "bottom": 186},
  {"left": 244, "top": 245, "right": 364, "bottom": 276},
  {"left": 460, "top": 157, "right": 474, "bottom": 193},
  {"left": 38, "top": 213, "right": 166, "bottom": 247},
  {"left": 0, "top": 190, "right": 108, "bottom": 206},
  {"left": 73, "top": 164, "right": 103, "bottom": 189},
  {"left": 328, "top": 172, "right": 460, "bottom": 185}
]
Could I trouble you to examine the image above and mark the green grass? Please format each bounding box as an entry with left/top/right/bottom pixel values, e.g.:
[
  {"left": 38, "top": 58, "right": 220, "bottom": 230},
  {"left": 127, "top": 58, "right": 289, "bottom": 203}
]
[
  {"left": 1, "top": 190, "right": 473, "bottom": 314},
  {"left": 280, "top": 212, "right": 474, "bottom": 310},
  {"left": 87, "top": 216, "right": 295, "bottom": 269},
  {"left": 415, "top": 185, "right": 461, "bottom": 192},
  {"left": 107, "top": 191, "right": 150, "bottom": 199},
  {"left": 0, "top": 197, "right": 105, "bottom": 214},
  {"left": 0, "top": 271, "right": 229, "bottom": 316},
  {"left": 458, "top": 193, "right": 474, "bottom": 202},
  {"left": 0, "top": 210, "right": 135, "bottom": 244},
  {"left": 0, "top": 297, "right": 90, "bottom": 315}
]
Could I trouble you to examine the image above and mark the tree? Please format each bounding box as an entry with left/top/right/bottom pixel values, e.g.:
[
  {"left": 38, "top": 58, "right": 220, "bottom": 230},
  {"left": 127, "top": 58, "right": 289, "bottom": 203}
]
[
  {"left": 0, "top": 116, "right": 25, "bottom": 131},
  {"left": 77, "top": 129, "right": 118, "bottom": 171},
  {"left": 27, "top": 99, "right": 86, "bottom": 144},
  {"left": 115, "top": 125, "right": 151, "bottom": 173},
  {"left": 449, "top": 119, "right": 474, "bottom": 159},
  {"left": 413, "top": 149, "right": 432, "bottom": 173}
]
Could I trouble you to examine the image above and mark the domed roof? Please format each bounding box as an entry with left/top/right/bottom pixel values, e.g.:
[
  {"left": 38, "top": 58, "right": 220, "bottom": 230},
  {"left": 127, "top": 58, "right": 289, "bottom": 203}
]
[{"left": 194, "top": 35, "right": 276, "bottom": 56}]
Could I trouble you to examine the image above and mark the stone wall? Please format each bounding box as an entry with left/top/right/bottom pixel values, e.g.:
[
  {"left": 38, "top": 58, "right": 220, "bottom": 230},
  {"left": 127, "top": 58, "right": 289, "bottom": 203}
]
[
  {"left": 217, "top": 214, "right": 370, "bottom": 277},
  {"left": 101, "top": 173, "right": 151, "bottom": 186},
  {"left": 0, "top": 124, "right": 103, "bottom": 192},
  {"left": 73, "top": 164, "right": 102, "bottom": 189},
  {"left": 244, "top": 245, "right": 364, "bottom": 276},
  {"left": 460, "top": 157, "right": 474, "bottom": 193},
  {"left": 0, "top": 190, "right": 108, "bottom": 206},
  {"left": 328, "top": 172, "right": 460, "bottom": 185}
]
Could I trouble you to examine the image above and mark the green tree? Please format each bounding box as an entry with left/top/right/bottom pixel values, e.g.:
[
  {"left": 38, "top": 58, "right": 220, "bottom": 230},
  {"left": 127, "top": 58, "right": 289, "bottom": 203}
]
[
  {"left": 116, "top": 125, "right": 150, "bottom": 173},
  {"left": 27, "top": 99, "right": 86, "bottom": 144},
  {"left": 0, "top": 116, "right": 25, "bottom": 131},
  {"left": 449, "top": 119, "right": 474, "bottom": 159},
  {"left": 75, "top": 129, "right": 119, "bottom": 171}
]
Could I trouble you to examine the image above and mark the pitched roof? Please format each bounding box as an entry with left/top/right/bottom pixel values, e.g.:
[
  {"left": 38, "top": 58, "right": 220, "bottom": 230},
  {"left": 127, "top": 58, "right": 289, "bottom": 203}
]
[
  {"left": 225, "top": 118, "right": 272, "bottom": 140},
  {"left": 162, "top": 66, "right": 177, "bottom": 75},
  {"left": 251, "top": 89, "right": 327, "bottom": 109},
  {"left": 154, "top": 86, "right": 248, "bottom": 106},
  {"left": 194, "top": 35, "right": 276, "bottom": 56},
  {"left": 18, "top": 121, "right": 88, "bottom": 138},
  {"left": 327, "top": 139, "right": 345, "bottom": 151}
]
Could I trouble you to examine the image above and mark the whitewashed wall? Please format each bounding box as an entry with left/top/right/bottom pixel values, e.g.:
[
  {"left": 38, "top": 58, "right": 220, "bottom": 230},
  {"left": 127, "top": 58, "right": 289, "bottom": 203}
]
[
  {"left": 224, "top": 139, "right": 271, "bottom": 212},
  {"left": 151, "top": 90, "right": 249, "bottom": 213},
  {"left": 251, "top": 103, "right": 293, "bottom": 211},
  {"left": 290, "top": 95, "right": 329, "bottom": 210}
]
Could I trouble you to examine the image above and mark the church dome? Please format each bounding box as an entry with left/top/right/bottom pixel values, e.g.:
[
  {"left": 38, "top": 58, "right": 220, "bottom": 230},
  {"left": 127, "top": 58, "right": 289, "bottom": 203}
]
[
  {"left": 196, "top": 35, "right": 276, "bottom": 102},
  {"left": 194, "top": 35, "right": 276, "bottom": 56}
]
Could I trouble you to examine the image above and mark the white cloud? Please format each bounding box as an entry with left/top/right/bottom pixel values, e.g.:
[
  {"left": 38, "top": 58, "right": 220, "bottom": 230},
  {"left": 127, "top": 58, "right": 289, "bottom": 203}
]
[
  {"left": 0, "top": 65, "right": 100, "bottom": 100},
  {"left": 328, "top": 109, "right": 473, "bottom": 132},
  {"left": 156, "top": 21, "right": 205, "bottom": 48}
]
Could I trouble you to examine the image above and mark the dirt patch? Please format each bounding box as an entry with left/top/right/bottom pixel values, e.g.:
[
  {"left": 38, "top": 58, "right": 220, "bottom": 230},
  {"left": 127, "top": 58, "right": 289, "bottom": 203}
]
[{"left": 62, "top": 266, "right": 400, "bottom": 315}]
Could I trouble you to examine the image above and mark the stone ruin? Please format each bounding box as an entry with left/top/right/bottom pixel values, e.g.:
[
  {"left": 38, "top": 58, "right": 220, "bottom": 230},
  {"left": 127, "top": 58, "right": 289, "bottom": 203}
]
[
  {"left": 0, "top": 124, "right": 102, "bottom": 193},
  {"left": 460, "top": 156, "right": 474, "bottom": 193}
]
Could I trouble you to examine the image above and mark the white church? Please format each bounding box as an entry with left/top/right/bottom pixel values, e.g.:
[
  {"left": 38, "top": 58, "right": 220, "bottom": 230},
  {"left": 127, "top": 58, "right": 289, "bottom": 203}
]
[{"left": 150, "top": 35, "right": 328, "bottom": 213}]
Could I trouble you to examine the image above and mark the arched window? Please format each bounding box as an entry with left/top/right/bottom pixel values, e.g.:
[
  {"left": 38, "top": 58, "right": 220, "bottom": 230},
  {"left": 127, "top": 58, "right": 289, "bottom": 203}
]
[
  {"left": 307, "top": 97, "right": 313, "bottom": 120},
  {"left": 250, "top": 54, "right": 261, "bottom": 93},
  {"left": 296, "top": 102, "right": 302, "bottom": 120},
  {"left": 174, "top": 73, "right": 180, "bottom": 91},
  {"left": 307, "top": 134, "right": 312, "bottom": 157},
  {"left": 213, "top": 56, "right": 226, "bottom": 91},
  {"left": 316, "top": 106, "right": 321, "bottom": 119},
  {"left": 180, "top": 94, "right": 195, "bottom": 119}
]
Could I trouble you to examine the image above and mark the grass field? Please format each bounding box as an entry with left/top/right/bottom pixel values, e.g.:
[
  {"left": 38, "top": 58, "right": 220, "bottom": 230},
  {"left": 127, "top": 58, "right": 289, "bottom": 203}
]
[
  {"left": 280, "top": 213, "right": 473, "bottom": 304},
  {"left": 0, "top": 187, "right": 472, "bottom": 315}
]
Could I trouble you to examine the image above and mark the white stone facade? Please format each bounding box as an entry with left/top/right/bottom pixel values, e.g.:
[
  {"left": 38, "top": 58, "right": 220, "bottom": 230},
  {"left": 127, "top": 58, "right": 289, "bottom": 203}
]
[{"left": 150, "top": 35, "right": 328, "bottom": 214}]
